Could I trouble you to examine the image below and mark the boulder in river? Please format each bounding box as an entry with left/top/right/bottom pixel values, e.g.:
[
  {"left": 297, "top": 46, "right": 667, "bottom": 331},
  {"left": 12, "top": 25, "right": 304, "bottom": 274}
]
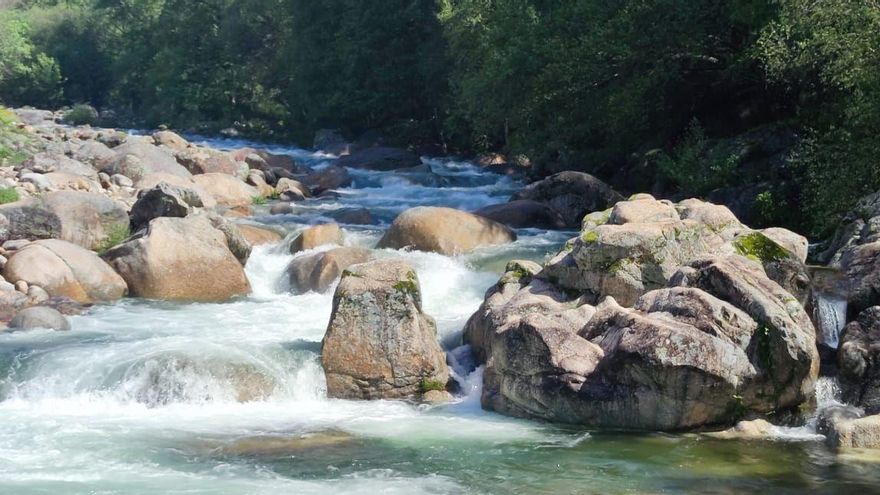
[
  {"left": 287, "top": 246, "right": 373, "bottom": 294},
  {"left": 300, "top": 165, "right": 352, "bottom": 194},
  {"left": 322, "top": 260, "right": 449, "bottom": 399},
  {"left": 100, "top": 138, "right": 192, "bottom": 182},
  {"left": 335, "top": 146, "right": 421, "bottom": 171},
  {"left": 474, "top": 200, "right": 567, "bottom": 230},
  {"left": 378, "top": 206, "right": 516, "bottom": 255},
  {"left": 103, "top": 216, "right": 250, "bottom": 302},
  {"left": 290, "top": 224, "right": 344, "bottom": 254},
  {"left": 542, "top": 196, "right": 809, "bottom": 307},
  {"left": 3, "top": 239, "right": 127, "bottom": 303},
  {"left": 511, "top": 171, "right": 624, "bottom": 228},
  {"left": 8, "top": 306, "right": 70, "bottom": 331},
  {"left": 238, "top": 224, "right": 282, "bottom": 246},
  {"left": 469, "top": 254, "right": 818, "bottom": 430},
  {"left": 0, "top": 191, "right": 129, "bottom": 251}
]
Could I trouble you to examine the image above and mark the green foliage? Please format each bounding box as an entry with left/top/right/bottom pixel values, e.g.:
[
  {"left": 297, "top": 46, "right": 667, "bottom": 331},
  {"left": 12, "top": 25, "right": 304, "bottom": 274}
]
[
  {"left": 0, "top": 10, "right": 62, "bottom": 106},
  {"left": 418, "top": 379, "right": 446, "bottom": 394},
  {"left": 63, "top": 103, "right": 98, "bottom": 125},
  {"left": 251, "top": 195, "right": 267, "bottom": 205},
  {"left": 0, "top": 187, "right": 20, "bottom": 205},
  {"left": 756, "top": 0, "right": 880, "bottom": 236},
  {"left": 657, "top": 121, "right": 739, "bottom": 195}
]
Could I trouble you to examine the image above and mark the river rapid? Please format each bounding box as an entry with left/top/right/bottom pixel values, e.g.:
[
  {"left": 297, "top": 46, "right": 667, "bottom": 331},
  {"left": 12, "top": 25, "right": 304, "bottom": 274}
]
[{"left": 0, "top": 137, "right": 878, "bottom": 494}]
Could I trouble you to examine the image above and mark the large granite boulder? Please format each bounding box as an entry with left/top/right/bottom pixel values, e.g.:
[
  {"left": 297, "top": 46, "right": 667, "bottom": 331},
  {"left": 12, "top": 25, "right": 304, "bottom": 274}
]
[
  {"left": 474, "top": 200, "right": 567, "bottom": 230},
  {"left": 103, "top": 216, "right": 250, "bottom": 302},
  {"left": 322, "top": 260, "right": 449, "bottom": 399},
  {"left": 289, "top": 224, "right": 344, "bottom": 254},
  {"left": 3, "top": 239, "right": 127, "bottom": 303},
  {"left": 300, "top": 165, "right": 352, "bottom": 194},
  {"left": 0, "top": 191, "right": 129, "bottom": 250},
  {"left": 238, "top": 224, "right": 283, "bottom": 246},
  {"left": 378, "top": 206, "right": 516, "bottom": 255},
  {"left": 100, "top": 138, "right": 192, "bottom": 182},
  {"left": 192, "top": 173, "right": 260, "bottom": 207},
  {"left": 511, "top": 171, "right": 624, "bottom": 228},
  {"left": 287, "top": 247, "right": 373, "bottom": 294},
  {"left": 176, "top": 147, "right": 247, "bottom": 178},
  {"left": 468, "top": 254, "right": 819, "bottom": 430},
  {"left": 543, "top": 196, "right": 809, "bottom": 307}
]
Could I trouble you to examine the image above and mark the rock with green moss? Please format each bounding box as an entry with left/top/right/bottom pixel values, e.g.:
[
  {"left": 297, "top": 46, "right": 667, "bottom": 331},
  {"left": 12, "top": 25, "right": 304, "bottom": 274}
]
[
  {"left": 322, "top": 259, "right": 449, "bottom": 400},
  {"left": 472, "top": 253, "right": 818, "bottom": 430},
  {"left": 543, "top": 196, "right": 811, "bottom": 307},
  {"left": 0, "top": 191, "right": 128, "bottom": 250}
]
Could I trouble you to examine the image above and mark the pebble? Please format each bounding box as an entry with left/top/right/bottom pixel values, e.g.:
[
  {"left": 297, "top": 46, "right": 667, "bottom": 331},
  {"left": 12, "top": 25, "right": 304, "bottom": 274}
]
[{"left": 14, "top": 280, "right": 28, "bottom": 293}]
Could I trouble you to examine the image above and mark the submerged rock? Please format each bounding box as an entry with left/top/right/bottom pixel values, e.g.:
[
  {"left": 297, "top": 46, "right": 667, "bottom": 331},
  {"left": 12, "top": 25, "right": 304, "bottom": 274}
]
[
  {"left": 3, "top": 239, "right": 127, "bottom": 303},
  {"left": 378, "top": 206, "right": 516, "bottom": 255},
  {"left": 322, "top": 260, "right": 449, "bottom": 400},
  {"left": 8, "top": 306, "right": 70, "bottom": 331},
  {"left": 103, "top": 216, "right": 250, "bottom": 302}
]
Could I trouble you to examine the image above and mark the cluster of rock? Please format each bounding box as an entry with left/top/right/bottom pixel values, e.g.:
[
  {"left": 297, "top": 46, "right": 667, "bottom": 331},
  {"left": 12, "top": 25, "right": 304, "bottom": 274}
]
[
  {"left": 465, "top": 195, "right": 819, "bottom": 430},
  {"left": 0, "top": 109, "right": 305, "bottom": 330}
]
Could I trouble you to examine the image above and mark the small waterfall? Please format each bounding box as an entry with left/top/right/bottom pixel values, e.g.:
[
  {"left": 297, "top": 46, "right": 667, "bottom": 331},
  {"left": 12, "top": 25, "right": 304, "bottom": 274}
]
[{"left": 814, "top": 293, "right": 847, "bottom": 349}]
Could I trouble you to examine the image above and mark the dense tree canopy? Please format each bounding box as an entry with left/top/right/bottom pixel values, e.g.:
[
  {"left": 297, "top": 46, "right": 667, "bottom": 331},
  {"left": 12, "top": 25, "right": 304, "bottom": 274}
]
[{"left": 0, "top": 0, "right": 878, "bottom": 235}]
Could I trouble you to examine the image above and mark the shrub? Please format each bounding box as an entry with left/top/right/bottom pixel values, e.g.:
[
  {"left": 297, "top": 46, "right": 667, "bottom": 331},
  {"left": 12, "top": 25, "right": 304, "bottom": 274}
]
[
  {"left": 657, "top": 121, "right": 739, "bottom": 196},
  {"left": 251, "top": 195, "right": 267, "bottom": 205},
  {"left": 418, "top": 379, "right": 446, "bottom": 394},
  {"left": 63, "top": 104, "right": 98, "bottom": 126}
]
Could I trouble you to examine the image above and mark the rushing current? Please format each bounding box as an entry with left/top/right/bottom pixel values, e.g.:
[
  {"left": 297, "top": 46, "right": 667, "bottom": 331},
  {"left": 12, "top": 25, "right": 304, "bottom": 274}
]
[{"left": 0, "top": 137, "right": 878, "bottom": 495}]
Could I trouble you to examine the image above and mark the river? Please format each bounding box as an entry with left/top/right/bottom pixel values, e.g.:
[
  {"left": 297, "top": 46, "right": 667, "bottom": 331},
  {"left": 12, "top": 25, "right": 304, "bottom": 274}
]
[{"left": 0, "top": 137, "right": 878, "bottom": 494}]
